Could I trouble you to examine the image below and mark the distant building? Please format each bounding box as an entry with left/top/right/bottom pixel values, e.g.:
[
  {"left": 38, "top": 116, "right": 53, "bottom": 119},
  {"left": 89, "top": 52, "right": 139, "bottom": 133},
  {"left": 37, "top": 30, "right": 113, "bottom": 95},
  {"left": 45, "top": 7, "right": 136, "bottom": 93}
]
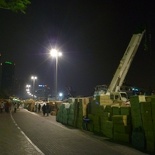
[
  {"left": 36, "top": 84, "right": 50, "bottom": 101},
  {"left": 0, "top": 61, "right": 15, "bottom": 96}
]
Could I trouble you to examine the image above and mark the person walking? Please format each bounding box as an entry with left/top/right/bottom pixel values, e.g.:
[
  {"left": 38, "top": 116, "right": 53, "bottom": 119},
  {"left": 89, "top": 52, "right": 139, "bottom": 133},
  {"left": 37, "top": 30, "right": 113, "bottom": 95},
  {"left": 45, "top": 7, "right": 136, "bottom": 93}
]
[
  {"left": 46, "top": 103, "right": 50, "bottom": 116},
  {"left": 14, "top": 103, "right": 17, "bottom": 113},
  {"left": 38, "top": 104, "right": 41, "bottom": 113},
  {"left": 5, "top": 101, "right": 10, "bottom": 113},
  {"left": 42, "top": 104, "right": 46, "bottom": 116}
]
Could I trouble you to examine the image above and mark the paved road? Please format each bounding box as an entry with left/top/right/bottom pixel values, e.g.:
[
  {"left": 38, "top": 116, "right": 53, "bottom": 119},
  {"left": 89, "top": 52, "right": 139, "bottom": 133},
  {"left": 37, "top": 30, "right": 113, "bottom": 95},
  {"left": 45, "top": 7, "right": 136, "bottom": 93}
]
[
  {"left": 0, "top": 108, "right": 149, "bottom": 155},
  {"left": 0, "top": 110, "right": 42, "bottom": 155}
]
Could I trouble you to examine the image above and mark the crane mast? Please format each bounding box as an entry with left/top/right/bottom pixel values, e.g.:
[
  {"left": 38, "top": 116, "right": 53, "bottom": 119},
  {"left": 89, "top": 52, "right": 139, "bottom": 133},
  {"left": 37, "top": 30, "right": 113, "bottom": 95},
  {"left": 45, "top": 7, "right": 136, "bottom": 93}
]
[{"left": 106, "top": 30, "right": 145, "bottom": 94}]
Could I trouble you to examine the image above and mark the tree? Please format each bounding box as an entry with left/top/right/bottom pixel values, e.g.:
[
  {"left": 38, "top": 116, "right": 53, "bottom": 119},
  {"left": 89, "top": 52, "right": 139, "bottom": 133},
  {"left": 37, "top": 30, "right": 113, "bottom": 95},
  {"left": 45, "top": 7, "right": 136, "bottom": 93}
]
[{"left": 0, "top": 0, "right": 31, "bottom": 13}]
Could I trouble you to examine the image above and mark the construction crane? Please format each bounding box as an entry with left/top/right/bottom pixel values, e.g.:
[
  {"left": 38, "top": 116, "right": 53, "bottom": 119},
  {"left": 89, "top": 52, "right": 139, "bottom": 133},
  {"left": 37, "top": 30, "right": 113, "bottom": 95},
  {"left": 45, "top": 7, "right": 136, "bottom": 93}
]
[{"left": 94, "top": 30, "right": 145, "bottom": 103}]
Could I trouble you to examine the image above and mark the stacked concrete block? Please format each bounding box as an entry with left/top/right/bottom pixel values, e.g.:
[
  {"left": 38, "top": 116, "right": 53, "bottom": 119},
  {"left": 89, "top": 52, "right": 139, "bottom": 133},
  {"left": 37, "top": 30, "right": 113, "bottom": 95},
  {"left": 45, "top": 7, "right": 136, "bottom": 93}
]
[
  {"left": 112, "top": 106, "right": 120, "bottom": 115},
  {"left": 130, "top": 96, "right": 143, "bottom": 129},
  {"left": 100, "top": 112, "right": 112, "bottom": 138},
  {"left": 74, "top": 98, "right": 90, "bottom": 129},
  {"left": 151, "top": 97, "right": 155, "bottom": 131},
  {"left": 76, "top": 99, "right": 83, "bottom": 129},
  {"left": 87, "top": 100, "right": 104, "bottom": 134},
  {"left": 145, "top": 97, "right": 155, "bottom": 153},
  {"left": 112, "top": 115, "right": 131, "bottom": 143},
  {"left": 56, "top": 103, "right": 64, "bottom": 122},
  {"left": 62, "top": 107, "right": 69, "bottom": 125},
  {"left": 96, "top": 95, "right": 113, "bottom": 105},
  {"left": 68, "top": 103, "right": 76, "bottom": 126},
  {"left": 130, "top": 96, "right": 145, "bottom": 150},
  {"left": 101, "top": 120, "right": 113, "bottom": 138},
  {"left": 87, "top": 114, "right": 94, "bottom": 132}
]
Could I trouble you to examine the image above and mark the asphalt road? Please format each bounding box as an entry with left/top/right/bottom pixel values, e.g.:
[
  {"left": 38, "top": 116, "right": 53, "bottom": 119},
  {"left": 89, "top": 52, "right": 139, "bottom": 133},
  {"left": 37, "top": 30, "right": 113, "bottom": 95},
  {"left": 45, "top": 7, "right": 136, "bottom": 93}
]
[{"left": 7, "top": 108, "right": 149, "bottom": 155}]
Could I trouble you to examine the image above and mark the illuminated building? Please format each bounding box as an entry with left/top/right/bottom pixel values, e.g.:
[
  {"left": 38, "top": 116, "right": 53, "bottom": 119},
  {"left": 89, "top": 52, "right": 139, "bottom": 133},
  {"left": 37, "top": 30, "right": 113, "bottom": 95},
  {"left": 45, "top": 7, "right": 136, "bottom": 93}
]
[
  {"left": 0, "top": 61, "right": 15, "bottom": 96},
  {"left": 36, "top": 84, "right": 50, "bottom": 101}
]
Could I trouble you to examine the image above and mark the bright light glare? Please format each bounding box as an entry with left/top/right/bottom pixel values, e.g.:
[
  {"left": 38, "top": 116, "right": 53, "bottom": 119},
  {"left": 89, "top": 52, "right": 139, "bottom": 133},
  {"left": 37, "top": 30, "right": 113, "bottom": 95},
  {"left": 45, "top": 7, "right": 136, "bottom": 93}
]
[
  {"left": 58, "top": 52, "right": 62, "bottom": 56},
  {"left": 50, "top": 49, "right": 62, "bottom": 57},
  {"left": 59, "top": 92, "right": 63, "bottom": 97},
  {"left": 31, "top": 76, "right": 37, "bottom": 80},
  {"left": 26, "top": 85, "right": 31, "bottom": 88},
  {"left": 26, "top": 88, "right": 30, "bottom": 92}
]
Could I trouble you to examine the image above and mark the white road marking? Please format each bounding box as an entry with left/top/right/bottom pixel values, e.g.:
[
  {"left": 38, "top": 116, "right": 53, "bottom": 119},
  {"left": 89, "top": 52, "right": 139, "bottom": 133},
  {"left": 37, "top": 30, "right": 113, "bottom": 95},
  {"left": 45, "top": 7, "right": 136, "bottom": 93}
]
[{"left": 10, "top": 112, "right": 45, "bottom": 155}]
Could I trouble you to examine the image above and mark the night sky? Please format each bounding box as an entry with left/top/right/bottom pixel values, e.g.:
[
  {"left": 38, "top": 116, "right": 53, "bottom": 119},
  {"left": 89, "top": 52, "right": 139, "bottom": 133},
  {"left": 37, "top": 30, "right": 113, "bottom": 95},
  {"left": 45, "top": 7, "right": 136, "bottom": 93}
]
[{"left": 0, "top": 0, "right": 155, "bottom": 97}]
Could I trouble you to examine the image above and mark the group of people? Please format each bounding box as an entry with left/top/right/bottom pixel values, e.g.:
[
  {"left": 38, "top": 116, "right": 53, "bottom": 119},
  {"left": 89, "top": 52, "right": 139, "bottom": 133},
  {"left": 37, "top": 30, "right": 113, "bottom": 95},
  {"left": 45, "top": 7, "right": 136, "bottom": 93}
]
[
  {"left": 42, "top": 103, "right": 51, "bottom": 116},
  {"left": 33, "top": 102, "right": 53, "bottom": 116},
  {"left": 0, "top": 102, "right": 4, "bottom": 113},
  {"left": 34, "top": 103, "right": 41, "bottom": 113},
  {"left": 0, "top": 101, "right": 11, "bottom": 113},
  {"left": 0, "top": 100, "right": 18, "bottom": 113}
]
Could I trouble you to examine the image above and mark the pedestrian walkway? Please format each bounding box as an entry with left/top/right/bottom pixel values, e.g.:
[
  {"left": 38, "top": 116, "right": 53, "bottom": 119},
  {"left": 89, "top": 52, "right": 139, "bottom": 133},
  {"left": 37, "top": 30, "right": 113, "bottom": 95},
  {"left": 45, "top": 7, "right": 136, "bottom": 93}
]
[
  {"left": 0, "top": 110, "right": 43, "bottom": 155},
  {"left": 0, "top": 108, "right": 150, "bottom": 155}
]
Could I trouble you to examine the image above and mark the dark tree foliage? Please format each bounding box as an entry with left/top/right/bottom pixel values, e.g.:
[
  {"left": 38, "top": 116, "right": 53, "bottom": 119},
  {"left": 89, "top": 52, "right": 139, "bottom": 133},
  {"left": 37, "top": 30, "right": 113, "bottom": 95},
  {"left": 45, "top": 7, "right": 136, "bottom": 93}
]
[{"left": 0, "top": 0, "right": 31, "bottom": 13}]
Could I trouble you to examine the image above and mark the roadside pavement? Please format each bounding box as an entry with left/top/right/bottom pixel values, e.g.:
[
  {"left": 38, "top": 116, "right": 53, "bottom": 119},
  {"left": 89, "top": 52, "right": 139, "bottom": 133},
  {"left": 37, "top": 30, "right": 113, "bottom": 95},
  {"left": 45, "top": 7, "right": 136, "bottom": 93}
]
[
  {"left": 0, "top": 108, "right": 150, "bottom": 155},
  {"left": 0, "top": 110, "right": 43, "bottom": 155}
]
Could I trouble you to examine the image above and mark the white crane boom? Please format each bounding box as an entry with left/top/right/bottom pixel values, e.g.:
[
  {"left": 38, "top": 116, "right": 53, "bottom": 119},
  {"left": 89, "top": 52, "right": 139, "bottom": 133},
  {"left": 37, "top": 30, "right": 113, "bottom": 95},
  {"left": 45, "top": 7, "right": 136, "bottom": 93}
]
[{"left": 106, "top": 30, "right": 145, "bottom": 94}]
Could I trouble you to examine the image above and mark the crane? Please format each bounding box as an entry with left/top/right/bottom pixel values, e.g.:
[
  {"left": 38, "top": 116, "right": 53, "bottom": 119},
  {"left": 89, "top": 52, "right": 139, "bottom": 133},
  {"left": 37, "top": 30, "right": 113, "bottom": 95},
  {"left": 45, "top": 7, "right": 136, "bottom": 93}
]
[{"left": 94, "top": 30, "right": 145, "bottom": 103}]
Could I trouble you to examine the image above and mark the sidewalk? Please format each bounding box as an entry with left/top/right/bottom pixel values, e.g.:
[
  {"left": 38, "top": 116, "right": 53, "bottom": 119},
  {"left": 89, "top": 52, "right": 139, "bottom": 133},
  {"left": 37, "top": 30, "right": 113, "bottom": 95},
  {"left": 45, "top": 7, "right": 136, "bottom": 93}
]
[
  {"left": 0, "top": 111, "right": 43, "bottom": 155},
  {"left": 0, "top": 109, "right": 150, "bottom": 155}
]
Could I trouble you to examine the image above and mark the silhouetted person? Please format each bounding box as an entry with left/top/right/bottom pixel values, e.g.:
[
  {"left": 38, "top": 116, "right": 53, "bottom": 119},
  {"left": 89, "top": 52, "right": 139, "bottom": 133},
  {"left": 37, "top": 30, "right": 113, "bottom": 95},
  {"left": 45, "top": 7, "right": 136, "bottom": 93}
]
[
  {"left": 14, "top": 103, "right": 17, "bottom": 113},
  {"left": 5, "top": 102, "right": 10, "bottom": 113},
  {"left": 42, "top": 104, "right": 46, "bottom": 116},
  {"left": 46, "top": 103, "right": 50, "bottom": 116},
  {"left": 0, "top": 102, "right": 4, "bottom": 113},
  {"left": 38, "top": 104, "right": 41, "bottom": 113}
]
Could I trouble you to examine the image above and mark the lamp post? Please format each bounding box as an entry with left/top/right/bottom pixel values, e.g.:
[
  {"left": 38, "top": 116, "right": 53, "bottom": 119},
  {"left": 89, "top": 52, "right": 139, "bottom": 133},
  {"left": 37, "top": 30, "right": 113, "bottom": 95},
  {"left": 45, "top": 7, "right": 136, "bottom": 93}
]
[
  {"left": 26, "top": 84, "right": 31, "bottom": 92},
  {"left": 50, "top": 49, "right": 62, "bottom": 100},
  {"left": 31, "top": 76, "right": 37, "bottom": 99},
  {"left": 26, "top": 85, "right": 31, "bottom": 98}
]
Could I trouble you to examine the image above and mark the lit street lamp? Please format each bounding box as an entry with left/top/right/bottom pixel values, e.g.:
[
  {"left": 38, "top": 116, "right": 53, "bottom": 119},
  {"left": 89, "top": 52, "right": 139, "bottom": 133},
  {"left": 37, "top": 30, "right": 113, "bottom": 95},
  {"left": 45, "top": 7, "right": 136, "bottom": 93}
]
[
  {"left": 26, "top": 84, "right": 31, "bottom": 92},
  {"left": 50, "top": 49, "right": 62, "bottom": 100},
  {"left": 31, "top": 76, "right": 37, "bottom": 99},
  {"left": 58, "top": 92, "right": 63, "bottom": 100},
  {"left": 26, "top": 85, "right": 31, "bottom": 98}
]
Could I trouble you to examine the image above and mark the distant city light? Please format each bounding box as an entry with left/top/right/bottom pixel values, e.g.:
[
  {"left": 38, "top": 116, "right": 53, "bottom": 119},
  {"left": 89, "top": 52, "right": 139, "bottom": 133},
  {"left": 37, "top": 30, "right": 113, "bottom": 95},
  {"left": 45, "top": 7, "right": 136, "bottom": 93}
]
[{"left": 38, "top": 85, "right": 47, "bottom": 87}]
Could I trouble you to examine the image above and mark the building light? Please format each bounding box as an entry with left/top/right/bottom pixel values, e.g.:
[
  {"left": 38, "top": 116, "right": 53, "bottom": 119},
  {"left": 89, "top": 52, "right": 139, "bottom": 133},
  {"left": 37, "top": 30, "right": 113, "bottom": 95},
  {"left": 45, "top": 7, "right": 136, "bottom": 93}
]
[{"left": 5, "top": 61, "right": 13, "bottom": 65}]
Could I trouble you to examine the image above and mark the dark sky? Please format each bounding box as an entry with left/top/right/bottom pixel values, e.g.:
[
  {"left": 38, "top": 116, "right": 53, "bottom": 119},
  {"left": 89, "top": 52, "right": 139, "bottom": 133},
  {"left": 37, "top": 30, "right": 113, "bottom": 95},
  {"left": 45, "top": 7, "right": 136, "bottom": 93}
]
[{"left": 0, "top": 0, "right": 155, "bottom": 96}]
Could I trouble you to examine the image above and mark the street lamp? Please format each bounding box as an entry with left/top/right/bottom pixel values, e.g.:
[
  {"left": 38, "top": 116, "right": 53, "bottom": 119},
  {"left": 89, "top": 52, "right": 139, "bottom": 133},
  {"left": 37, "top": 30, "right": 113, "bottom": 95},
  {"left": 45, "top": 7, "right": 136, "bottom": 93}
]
[
  {"left": 50, "top": 48, "right": 62, "bottom": 100},
  {"left": 26, "top": 85, "right": 31, "bottom": 98},
  {"left": 26, "top": 84, "right": 31, "bottom": 92},
  {"left": 31, "top": 76, "right": 37, "bottom": 99},
  {"left": 58, "top": 92, "right": 63, "bottom": 101},
  {"left": 26, "top": 84, "right": 31, "bottom": 87}
]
